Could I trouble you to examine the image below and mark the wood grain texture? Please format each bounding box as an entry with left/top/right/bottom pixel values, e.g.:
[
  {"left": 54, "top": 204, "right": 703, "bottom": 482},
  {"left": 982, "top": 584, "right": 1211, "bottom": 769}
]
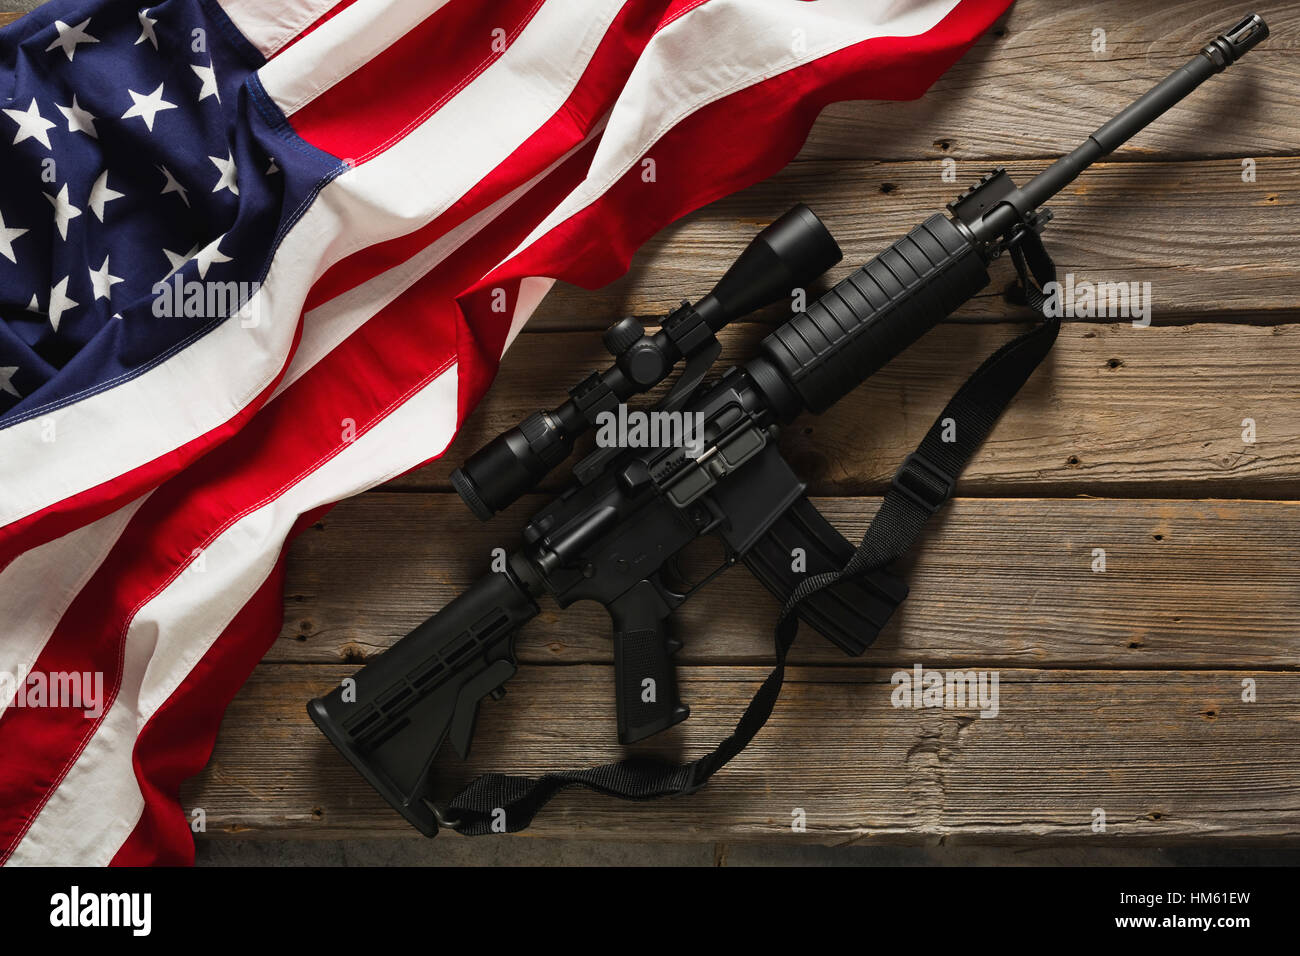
[
  {"left": 184, "top": 664, "right": 1300, "bottom": 843},
  {"left": 46, "top": 0, "right": 1283, "bottom": 848},
  {"left": 798, "top": 0, "right": 1300, "bottom": 161},
  {"left": 528, "top": 157, "right": 1300, "bottom": 327},
  {"left": 389, "top": 322, "right": 1300, "bottom": 497},
  {"left": 274, "top": 495, "right": 1300, "bottom": 670}
]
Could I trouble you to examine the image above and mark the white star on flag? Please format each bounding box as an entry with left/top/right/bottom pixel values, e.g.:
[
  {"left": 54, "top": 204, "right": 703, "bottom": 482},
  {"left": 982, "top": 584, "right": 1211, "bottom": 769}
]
[
  {"left": 48, "top": 276, "right": 79, "bottom": 332},
  {"left": 89, "top": 171, "right": 125, "bottom": 221},
  {"left": 56, "top": 95, "right": 98, "bottom": 138},
  {"left": 192, "top": 62, "right": 220, "bottom": 103},
  {"left": 46, "top": 18, "right": 99, "bottom": 61},
  {"left": 0, "top": 209, "right": 29, "bottom": 264},
  {"left": 0, "top": 366, "right": 19, "bottom": 399},
  {"left": 136, "top": 8, "right": 159, "bottom": 50},
  {"left": 158, "top": 164, "right": 190, "bottom": 206},
  {"left": 4, "top": 99, "right": 56, "bottom": 150},
  {"left": 162, "top": 244, "right": 199, "bottom": 278},
  {"left": 122, "top": 83, "right": 177, "bottom": 131},
  {"left": 44, "top": 184, "right": 82, "bottom": 240},
  {"left": 193, "top": 235, "right": 232, "bottom": 278},
  {"left": 88, "top": 255, "right": 124, "bottom": 301},
  {"left": 209, "top": 152, "right": 239, "bottom": 196}
]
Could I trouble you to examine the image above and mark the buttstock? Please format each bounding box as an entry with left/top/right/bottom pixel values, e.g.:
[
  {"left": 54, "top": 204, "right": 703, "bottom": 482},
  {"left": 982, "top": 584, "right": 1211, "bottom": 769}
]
[{"left": 308, "top": 568, "right": 538, "bottom": 835}]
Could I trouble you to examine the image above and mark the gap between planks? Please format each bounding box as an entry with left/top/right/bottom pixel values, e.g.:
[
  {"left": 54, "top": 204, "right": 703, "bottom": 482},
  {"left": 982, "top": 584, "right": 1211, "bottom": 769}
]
[{"left": 275, "top": 495, "right": 1300, "bottom": 672}]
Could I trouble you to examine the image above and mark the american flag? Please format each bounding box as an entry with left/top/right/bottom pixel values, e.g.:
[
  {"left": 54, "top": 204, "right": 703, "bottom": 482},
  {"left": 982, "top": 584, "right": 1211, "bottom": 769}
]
[{"left": 0, "top": 0, "right": 1008, "bottom": 864}]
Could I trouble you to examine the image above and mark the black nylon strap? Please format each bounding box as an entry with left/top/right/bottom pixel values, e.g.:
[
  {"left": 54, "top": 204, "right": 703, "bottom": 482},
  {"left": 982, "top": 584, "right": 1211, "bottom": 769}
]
[{"left": 444, "top": 236, "right": 1059, "bottom": 836}]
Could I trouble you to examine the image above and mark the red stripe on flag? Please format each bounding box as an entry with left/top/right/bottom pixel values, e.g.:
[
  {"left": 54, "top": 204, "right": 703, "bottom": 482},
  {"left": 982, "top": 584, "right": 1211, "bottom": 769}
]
[
  {"left": 470, "top": 0, "right": 1011, "bottom": 299},
  {"left": 288, "top": 0, "right": 552, "bottom": 165},
  {"left": 109, "top": 500, "right": 336, "bottom": 866},
  {"left": 299, "top": 0, "right": 666, "bottom": 314},
  {"left": 0, "top": 321, "right": 304, "bottom": 575},
  {"left": 109, "top": 550, "right": 294, "bottom": 866}
]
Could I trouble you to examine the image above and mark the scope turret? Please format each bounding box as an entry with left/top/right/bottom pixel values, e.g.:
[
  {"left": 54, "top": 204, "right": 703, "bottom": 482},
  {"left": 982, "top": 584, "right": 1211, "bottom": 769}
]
[{"left": 451, "top": 204, "right": 841, "bottom": 518}]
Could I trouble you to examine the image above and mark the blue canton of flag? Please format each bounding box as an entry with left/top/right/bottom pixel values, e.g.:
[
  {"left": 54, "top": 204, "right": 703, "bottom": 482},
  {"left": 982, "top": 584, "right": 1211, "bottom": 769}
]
[{"left": 0, "top": 0, "right": 336, "bottom": 423}]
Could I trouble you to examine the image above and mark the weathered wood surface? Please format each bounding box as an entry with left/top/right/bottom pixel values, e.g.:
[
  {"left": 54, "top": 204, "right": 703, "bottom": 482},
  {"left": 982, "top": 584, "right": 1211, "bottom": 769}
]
[
  {"left": 183, "top": 665, "right": 1300, "bottom": 843},
  {"left": 393, "top": 322, "right": 1300, "bottom": 497},
  {"left": 529, "top": 158, "right": 1300, "bottom": 327},
  {"left": 800, "top": 0, "right": 1300, "bottom": 162},
  {"left": 173, "top": 0, "right": 1300, "bottom": 846},
  {"left": 271, "top": 495, "right": 1300, "bottom": 670}
]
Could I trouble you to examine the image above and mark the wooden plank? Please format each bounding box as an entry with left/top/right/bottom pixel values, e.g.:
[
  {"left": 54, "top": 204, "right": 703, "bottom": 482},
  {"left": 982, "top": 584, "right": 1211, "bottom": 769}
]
[
  {"left": 274, "top": 495, "right": 1300, "bottom": 669},
  {"left": 184, "top": 664, "right": 1300, "bottom": 843},
  {"left": 798, "top": 0, "right": 1300, "bottom": 161},
  {"left": 528, "top": 157, "right": 1300, "bottom": 327},
  {"left": 387, "top": 322, "right": 1300, "bottom": 496}
]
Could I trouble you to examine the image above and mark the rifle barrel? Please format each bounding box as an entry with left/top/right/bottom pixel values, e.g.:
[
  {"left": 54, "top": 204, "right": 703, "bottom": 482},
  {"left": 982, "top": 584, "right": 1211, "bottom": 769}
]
[{"left": 1018, "top": 13, "right": 1268, "bottom": 212}]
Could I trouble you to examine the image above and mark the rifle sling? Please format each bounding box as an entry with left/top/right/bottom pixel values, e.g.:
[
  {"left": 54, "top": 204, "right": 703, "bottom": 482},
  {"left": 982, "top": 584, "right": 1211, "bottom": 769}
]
[{"left": 443, "top": 237, "right": 1059, "bottom": 836}]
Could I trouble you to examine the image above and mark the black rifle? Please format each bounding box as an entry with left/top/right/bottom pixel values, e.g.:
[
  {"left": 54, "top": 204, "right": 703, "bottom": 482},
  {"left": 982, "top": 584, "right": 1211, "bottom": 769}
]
[{"left": 309, "top": 16, "right": 1267, "bottom": 836}]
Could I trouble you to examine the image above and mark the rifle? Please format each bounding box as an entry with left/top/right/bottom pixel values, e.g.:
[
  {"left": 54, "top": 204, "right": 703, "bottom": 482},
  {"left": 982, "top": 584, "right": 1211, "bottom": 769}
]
[{"left": 309, "top": 15, "right": 1268, "bottom": 836}]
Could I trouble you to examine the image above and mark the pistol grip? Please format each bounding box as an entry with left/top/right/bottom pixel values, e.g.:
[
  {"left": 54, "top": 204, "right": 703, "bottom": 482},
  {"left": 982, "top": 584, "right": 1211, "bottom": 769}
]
[{"left": 610, "top": 580, "right": 689, "bottom": 744}]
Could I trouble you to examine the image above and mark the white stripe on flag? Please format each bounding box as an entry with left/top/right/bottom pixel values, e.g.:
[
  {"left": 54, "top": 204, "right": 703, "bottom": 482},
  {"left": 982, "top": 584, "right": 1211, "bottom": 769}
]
[
  {"left": 215, "top": 0, "right": 344, "bottom": 58},
  {"left": 277, "top": 123, "right": 604, "bottom": 397},
  {"left": 7, "top": 365, "right": 460, "bottom": 865},
  {"left": 258, "top": 0, "right": 454, "bottom": 117},
  {"left": 0, "top": 497, "right": 148, "bottom": 721},
  {"left": 501, "top": 0, "right": 962, "bottom": 270}
]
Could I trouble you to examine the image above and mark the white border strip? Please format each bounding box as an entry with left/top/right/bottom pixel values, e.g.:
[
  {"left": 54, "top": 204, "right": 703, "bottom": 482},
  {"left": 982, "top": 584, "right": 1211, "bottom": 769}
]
[
  {"left": 257, "top": 0, "right": 453, "bottom": 117},
  {"left": 215, "top": 0, "right": 348, "bottom": 59}
]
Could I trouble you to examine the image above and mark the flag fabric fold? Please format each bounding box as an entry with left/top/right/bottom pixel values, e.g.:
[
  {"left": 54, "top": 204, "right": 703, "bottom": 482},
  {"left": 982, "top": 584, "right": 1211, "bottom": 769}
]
[{"left": 0, "top": 0, "right": 1010, "bottom": 864}]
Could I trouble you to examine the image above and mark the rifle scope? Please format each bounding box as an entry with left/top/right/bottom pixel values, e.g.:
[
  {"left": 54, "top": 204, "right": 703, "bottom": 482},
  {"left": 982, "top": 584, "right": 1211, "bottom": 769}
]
[{"left": 451, "top": 204, "right": 842, "bottom": 519}]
